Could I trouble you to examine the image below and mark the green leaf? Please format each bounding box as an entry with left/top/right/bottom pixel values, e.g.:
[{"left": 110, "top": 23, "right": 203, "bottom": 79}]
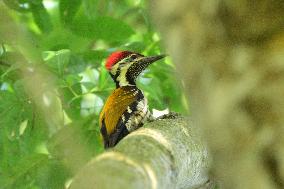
[
  {"left": 81, "top": 50, "right": 109, "bottom": 65},
  {"left": 123, "top": 41, "right": 147, "bottom": 53},
  {"left": 71, "top": 15, "right": 135, "bottom": 42},
  {"left": 59, "top": 0, "right": 82, "bottom": 25},
  {"left": 47, "top": 118, "right": 103, "bottom": 163},
  {"left": 65, "top": 74, "right": 82, "bottom": 86},
  {"left": 68, "top": 54, "right": 87, "bottom": 74},
  {"left": 3, "top": 0, "right": 30, "bottom": 12},
  {"left": 30, "top": 1, "right": 53, "bottom": 33},
  {"left": 35, "top": 159, "right": 71, "bottom": 189},
  {"left": 82, "top": 0, "right": 100, "bottom": 19},
  {"left": 0, "top": 87, "right": 50, "bottom": 185},
  {"left": 39, "top": 27, "right": 90, "bottom": 52},
  {"left": 61, "top": 83, "right": 82, "bottom": 120},
  {"left": 0, "top": 154, "right": 49, "bottom": 188},
  {"left": 42, "top": 49, "right": 71, "bottom": 76}
]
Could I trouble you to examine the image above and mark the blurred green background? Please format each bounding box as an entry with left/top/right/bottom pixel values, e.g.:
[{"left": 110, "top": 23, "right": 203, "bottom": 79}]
[{"left": 0, "top": 0, "right": 187, "bottom": 188}]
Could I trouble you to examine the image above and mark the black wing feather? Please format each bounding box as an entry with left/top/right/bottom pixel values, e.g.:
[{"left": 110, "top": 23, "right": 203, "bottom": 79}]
[{"left": 107, "top": 119, "right": 129, "bottom": 148}]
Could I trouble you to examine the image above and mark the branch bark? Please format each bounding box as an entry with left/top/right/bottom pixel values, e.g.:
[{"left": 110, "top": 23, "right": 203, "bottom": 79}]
[{"left": 69, "top": 116, "right": 211, "bottom": 189}]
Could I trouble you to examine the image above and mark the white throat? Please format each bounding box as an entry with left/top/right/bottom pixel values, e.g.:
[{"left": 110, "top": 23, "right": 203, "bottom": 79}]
[{"left": 112, "top": 63, "right": 135, "bottom": 87}]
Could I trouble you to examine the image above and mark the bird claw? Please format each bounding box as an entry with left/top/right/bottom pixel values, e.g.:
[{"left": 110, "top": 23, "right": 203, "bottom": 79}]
[{"left": 156, "top": 112, "right": 181, "bottom": 120}]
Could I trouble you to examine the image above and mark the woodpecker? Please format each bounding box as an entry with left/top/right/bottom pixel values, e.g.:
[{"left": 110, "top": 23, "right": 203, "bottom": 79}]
[{"left": 99, "top": 51, "right": 166, "bottom": 148}]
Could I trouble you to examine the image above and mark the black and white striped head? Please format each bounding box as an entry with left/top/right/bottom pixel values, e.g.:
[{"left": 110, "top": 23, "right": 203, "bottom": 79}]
[{"left": 105, "top": 51, "right": 166, "bottom": 88}]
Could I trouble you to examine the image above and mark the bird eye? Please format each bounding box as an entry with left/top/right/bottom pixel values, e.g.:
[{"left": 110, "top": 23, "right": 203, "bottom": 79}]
[{"left": 130, "top": 54, "right": 138, "bottom": 60}]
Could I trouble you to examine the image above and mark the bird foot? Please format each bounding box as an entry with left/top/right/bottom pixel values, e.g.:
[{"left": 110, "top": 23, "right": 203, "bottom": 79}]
[{"left": 156, "top": 112, "right": 181, "bottom": 120}]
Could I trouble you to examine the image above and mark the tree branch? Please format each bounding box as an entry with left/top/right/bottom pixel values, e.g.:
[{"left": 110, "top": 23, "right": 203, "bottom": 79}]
[{"left": 69, "top": 116, "right": 211, "bottom": 189}]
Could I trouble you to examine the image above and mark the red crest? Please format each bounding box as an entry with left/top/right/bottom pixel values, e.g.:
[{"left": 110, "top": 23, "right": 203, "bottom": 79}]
[{"left": 105, "top": 51, "right": 132, "bottom": 70}]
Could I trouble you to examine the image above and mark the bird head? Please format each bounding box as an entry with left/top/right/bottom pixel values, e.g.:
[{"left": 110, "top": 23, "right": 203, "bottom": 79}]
[{"left": 105, "top": 51, "right": 166, "bottom": 87}]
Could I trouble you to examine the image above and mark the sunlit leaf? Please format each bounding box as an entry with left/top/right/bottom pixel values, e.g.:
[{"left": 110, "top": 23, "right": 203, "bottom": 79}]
[
  {"left": 43, "top": 49, "right": 71, "bottom": 76},
  {"left": 3, "top": 0, "right": 30, "bottom": 12},
  {"left": 30, "top": 1, "right": 53, "bottom": 33}
]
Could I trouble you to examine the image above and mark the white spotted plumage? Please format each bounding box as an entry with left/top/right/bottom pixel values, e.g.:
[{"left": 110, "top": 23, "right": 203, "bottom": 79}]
[
  {"left": 125, "top": 95, "right": 150, "bottom": 132},
  {"left": 127, "top": 106, "right": 132, "bottom": 113}
]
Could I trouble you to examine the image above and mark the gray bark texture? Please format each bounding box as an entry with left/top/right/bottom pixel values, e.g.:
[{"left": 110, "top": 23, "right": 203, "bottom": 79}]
[
  {"left": 69, "top": 116, "right": 211, "bottom": 189},
  {"left": 150, "top": 1, "right": 284, "bottom": 189}
]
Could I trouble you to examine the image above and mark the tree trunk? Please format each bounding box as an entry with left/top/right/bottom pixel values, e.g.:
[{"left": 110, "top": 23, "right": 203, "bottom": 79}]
[
  {"left": 69, "top": 116, "right": 211, "bottom": 189},
  {"left": 150, "top": 1, "right": 284, "bottom": 188}
]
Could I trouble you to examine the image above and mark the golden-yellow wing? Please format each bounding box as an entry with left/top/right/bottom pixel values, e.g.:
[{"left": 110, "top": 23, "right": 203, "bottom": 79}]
[{"left": 99, "top": 86, "right": 139, "bottom": 147}]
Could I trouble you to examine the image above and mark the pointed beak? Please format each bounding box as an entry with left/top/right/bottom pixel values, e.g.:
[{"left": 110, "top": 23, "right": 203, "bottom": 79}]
[
  {"left": 140, "top": 54, "right": 167, "bottom": 66},
  {"left": 130, "top": 54, "right": 167, "bottom": 81}
]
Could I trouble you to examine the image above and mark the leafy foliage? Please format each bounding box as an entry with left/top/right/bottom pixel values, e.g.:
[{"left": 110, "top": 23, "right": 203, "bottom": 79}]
[{"left": 0, "top": 0, "right": 188, "bottom": 188}]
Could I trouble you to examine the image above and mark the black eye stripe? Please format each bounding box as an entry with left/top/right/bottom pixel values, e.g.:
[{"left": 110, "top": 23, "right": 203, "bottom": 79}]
[
  {"left": 130, "top": 54, "right": 138, "bottom": 60},
  {"left": 119, "top": 62, "right": 126, "bottom": 66}
]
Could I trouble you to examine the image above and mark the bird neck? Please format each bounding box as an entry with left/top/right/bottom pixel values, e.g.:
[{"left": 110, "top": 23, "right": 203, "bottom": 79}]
[
  {"left": 110, "top": 72, "right": 136, "bottom": 88},
  {"left": 117, "top": 83, "right": 135, "bottom": 88},
  {"left": 115, "top": 80, "right": 136, "bottom": 88}
]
